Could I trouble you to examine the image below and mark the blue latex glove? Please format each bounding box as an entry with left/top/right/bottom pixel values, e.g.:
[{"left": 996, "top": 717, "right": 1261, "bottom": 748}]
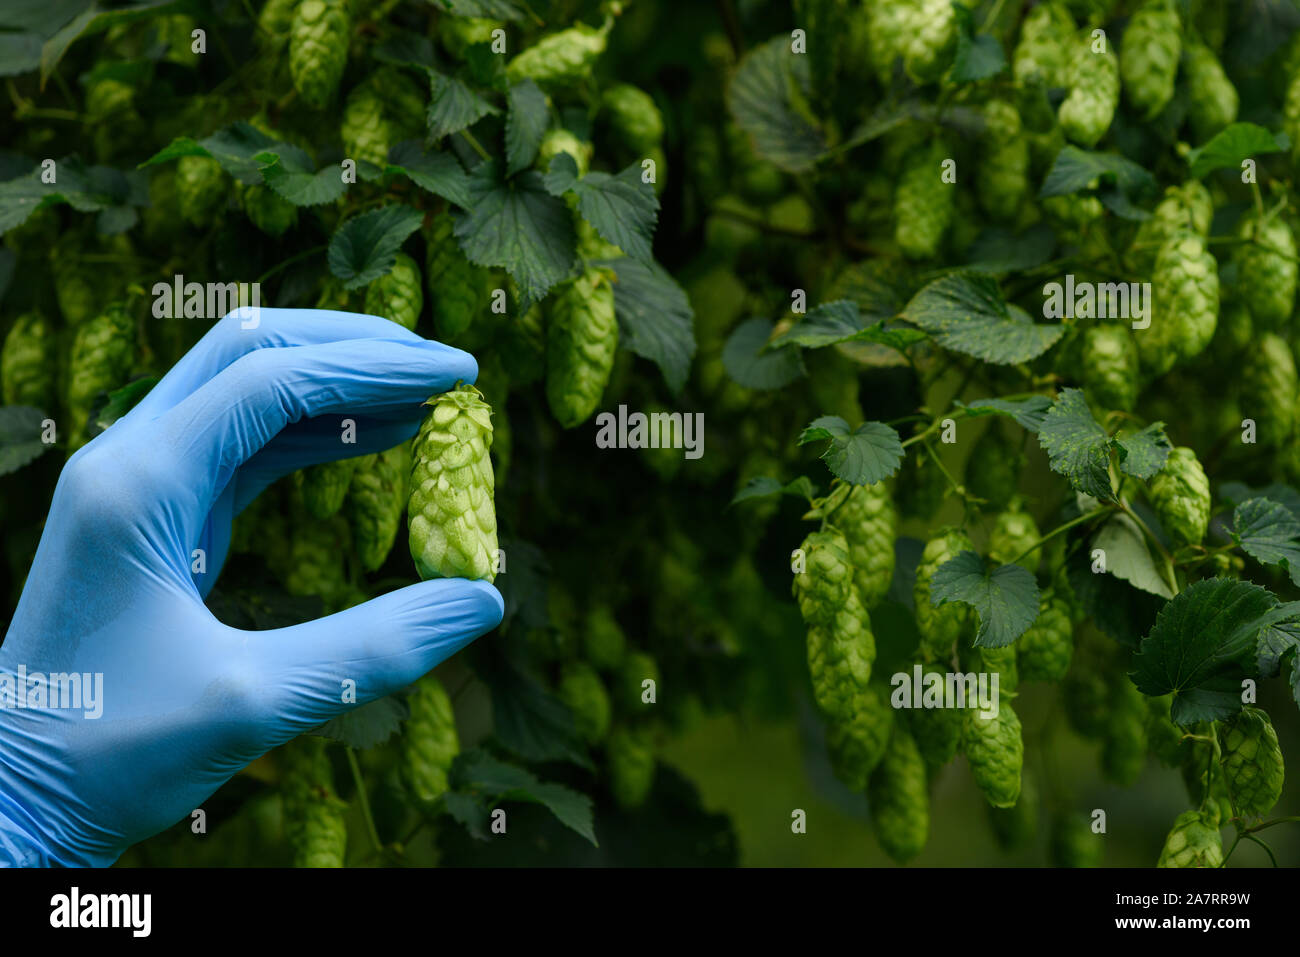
[{"left": 0, "top": 308, "right": 504, "bottom": 867}]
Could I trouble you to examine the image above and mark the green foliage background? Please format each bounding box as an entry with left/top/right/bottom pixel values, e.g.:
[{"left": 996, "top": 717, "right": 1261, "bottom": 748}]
[{"left": 3, "top": 0, "right": 1300, "bottom": 867}]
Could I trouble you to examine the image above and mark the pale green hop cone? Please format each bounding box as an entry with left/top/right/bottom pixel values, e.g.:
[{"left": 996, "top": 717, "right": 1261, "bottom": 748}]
[{"left": 408, "top": 384, "right": 498, "bottom": 582}]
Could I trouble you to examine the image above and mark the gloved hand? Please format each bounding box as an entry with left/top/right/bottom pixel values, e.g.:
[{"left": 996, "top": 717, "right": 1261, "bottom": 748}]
[{"left": 0, "top": 308, "right": 504, "bottom": 867}]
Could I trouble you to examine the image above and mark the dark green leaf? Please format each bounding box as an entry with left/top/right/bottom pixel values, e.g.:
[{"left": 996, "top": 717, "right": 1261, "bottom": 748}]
[
  {"left": 572, "top": 165, "right": 659, "bottom": 263},
  {"left": 1039, "top": 145, "right": 1157, "bottom": 199},
  {"left": 385, "top": 140, "right": 472, "bottom": 208},
  {"left": 768, "top": 300, "right": 872, "bottom": 349},
  {"left": 450, "top": 750, "right": 597, "bottom": 846},
  {"left": 1115, "top": 422, "right": 1172, "bottom": 479},
  {"left": 797, "top": 416, "right": 904, "bottom": 485},
  {"left": 961, "top": 223, "right": 1057, "bottom": 274},
  {"left": 951, "top": 4, "right": 1006, "bottom": 83},
  {"left": 256, "top": 147, "right": 347, "bottom": 207},
  {"left": 0, "top": 405, "right": 52, "bottom": 475},
  {"left": 0, "top": 32, "right": 42, "bottom": 76},
  {"left": 930, "top": 551, "right": 1039, "bottom": 648},
  {"left": 468, "top": 641, "right": 588, "bottom": 767},
  {"left": 726, "top": 35, "right": 827, "bottom": 172},
  {"left": 956, "top": 396, "right": 1053, "bottom": 433},
  {"left": 431, "top": 0, "right": 527, "bottom": 20},
  {"left": 427, "top": 72, "right": 499, "bottom": 140},
  {"left": 730, "top": 475, "right": 817, "bottom": 506},
  {"left": 1234, "top": 498, "right": 1300, "bottom": 587},
  {"left": 595, "top": 256, "right": 695, "bottom": 394},
  {"left": 1132, "top": 579, "right": 1290, "bottom": 725},
  {"left": 1220, "top": 482, "right": 1300, "bottom": 520},
  {"left": 505, "top": 79, "right": 548, "bottom": 176},
  {"left": 901, "top": 272, "right": 1064, "bottom": 363},
  {"left": 312, "top": 695, "right": 409, "bottom": 749},
  {"left": 327, "top": 204, "right": 425, "bottom": 290},
  {"left": 1037, "top": 388, "right": 1114, "bottom": 501},
  {"left": 1187, "top": 123, "right": 1288, "bottom": 179},
  {"left": 453, "top": 162, "right": 575, "bottom": 303},
  {"left": 94, "top": 376, "right": 158, "bottom": 430},
  {"left": 722, "top": 318, "right": 804, "bottom": 389}
]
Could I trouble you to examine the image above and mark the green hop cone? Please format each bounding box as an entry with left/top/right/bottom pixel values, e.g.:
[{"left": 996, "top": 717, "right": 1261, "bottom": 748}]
[
  {"left": 806, "top": 587, "right": 877, "bottom": 722},
  {"left": 914, "top": 528, "right": 975, "bottom": 661},
  {"left": 537, "top": 128, "right": 593, "bottom": 178},
  {"left": 281, "top": 736, "right": 347, "bottom": 868},
  {"left": 615, "top": 650, "right": 660, "bottom": 712},
  {"left": 364, "top": 252, "right": 423, "bottom": 331},
  {"left": 1127, "top": 181, "right": 1212, "bottom": 274},
  {"left": 988, "top": 770, "right": 1038, "bottom": 851},
  {"left": 1058, "top": 43, "right": 1119, "bottom": 147},
  {"left": 1119, "top": 0, "right": 1182, "bottom": 119},
  {"left": 1050, "top": 812, "right": 1102, "bottom": 867},
  {"left": 894, "top": 143, "right": 954, "bottom": 260},
  {"left": 559, "top": 661, "right": 613, "bottom": 745},
  {"left": 50, "top": 238, "right": 98, "bottom": 327},
  {"left": 1138, "top": 231, "right": 1218, "bottom": 376},
  {"left": 257, "top": 0, "right": 298, "bottom": 46},
  {"left": 583, "top": 604, "right": 627, "bottom": 671},
  {"left": 347, "top": 443, "right": 410, "bottom": 572},
  {"left": 868, "top": 724, "right": 929, "bottom": 863},
  {"left": 1101, "top": 680, "right": 1148, "bottom": 787},
  {"left": 977, "top": 100, "right": 1030, "bottom": 222},
  {"left": 301, "top": 458, "right": 359, "bottom": 520},
  {"left": 400, "top": 673, "right": 459, "bottom": 806},
  {"left": 241, "top": 183, "right": 297, "bottom": 237},
  {"left": 506, "top": 20, "right": 610, "bottom": 88},
  {"left": 2, "top": 313, "right": 57, "bottom": 409},
  {"left": 906, "top": 662, "right": 963, "bottom": 768},
  {"left": 283, "top": 513, "right": 351, "bottom": 610},
  {"left": 903, "top": 0, "right": 957, "bottom": 83},
  {"left": 1185, "top": 42, "right": 1238, "bottom": 141},
  {"left": 67, "top": 303, "right": 136, "bottom": 449},
  {"left": 408, "top": 384, "right": 498, "bottom": 582},
  {"left": 1147, "top": 447, "right": 1210, "bottom": 548},
  {"left": 545, "top": 266, "right": 617, "bottom": 429},
  {"left": 1012, "top": 0, "right": 1073, "bottom": 89},
  {"left": 340, "top": 78, "right": 391, "bottom": 168},
  {"left": 866, "top": 0, "right": 909, "bottom": 84},
  {"left": 176, "top": 155, "right": 226, "bottom": 227},
  {"left": 988, "top": 502, "right": 1041, "bottom": 574},
  {"left": 1157, "top": 809, "right": 1223, "bottom": 868},
  {"left": 833, "top": 481, "right": 897, "bottom": 608},
  {"left": 1239, "top": 333, "right": 1298, "bottom": 449},
  {"left": 438, "top": 16, "right": 501, "bottom": 60},
  {"left": 1017, "top": 597, "right": 1074, "bottom": 683},
  {"left": 426, "top": 215, "right": 489, "bottom": 341},
  {"left": 601, "top": 83, "right": 664, "bottom": 152},
  {"left": 962, "top": 697, "right": 1023, "bottom": 809},
  {"left": 1218, "top": 707, "right": 1285, "bottom": 819},
  {"left": 1232, "top": 212, "right": 1297, "bottom": 329},
  {"left": 969, "top": 642, "right": 1018, "bottom": 694},
  {"left": 792, "top": 528, "right": 854, "bottom": 629},
  {"left": 965, "top": 425, "right": 1021, "bottom": 512},
  {"left": 1082, "top": 324, "right": 1139, "bottom": 412},
  {"left": 825, "top": 683, "right": 894, "bottom": 791},
  {"left": 289, "top": 0, "right": 349, "bottom": 109},
  {"left": 607, "top": 725, "right": 655, "bottom": 810}
]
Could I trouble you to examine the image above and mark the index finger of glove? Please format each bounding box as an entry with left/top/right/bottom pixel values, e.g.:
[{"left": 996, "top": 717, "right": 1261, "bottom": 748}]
[
  {"left": 152, "top": 336, "right": 475, "bottom": 531},
  {"left": 128, "top": 307, "right": 430, "bottom": 421}
]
